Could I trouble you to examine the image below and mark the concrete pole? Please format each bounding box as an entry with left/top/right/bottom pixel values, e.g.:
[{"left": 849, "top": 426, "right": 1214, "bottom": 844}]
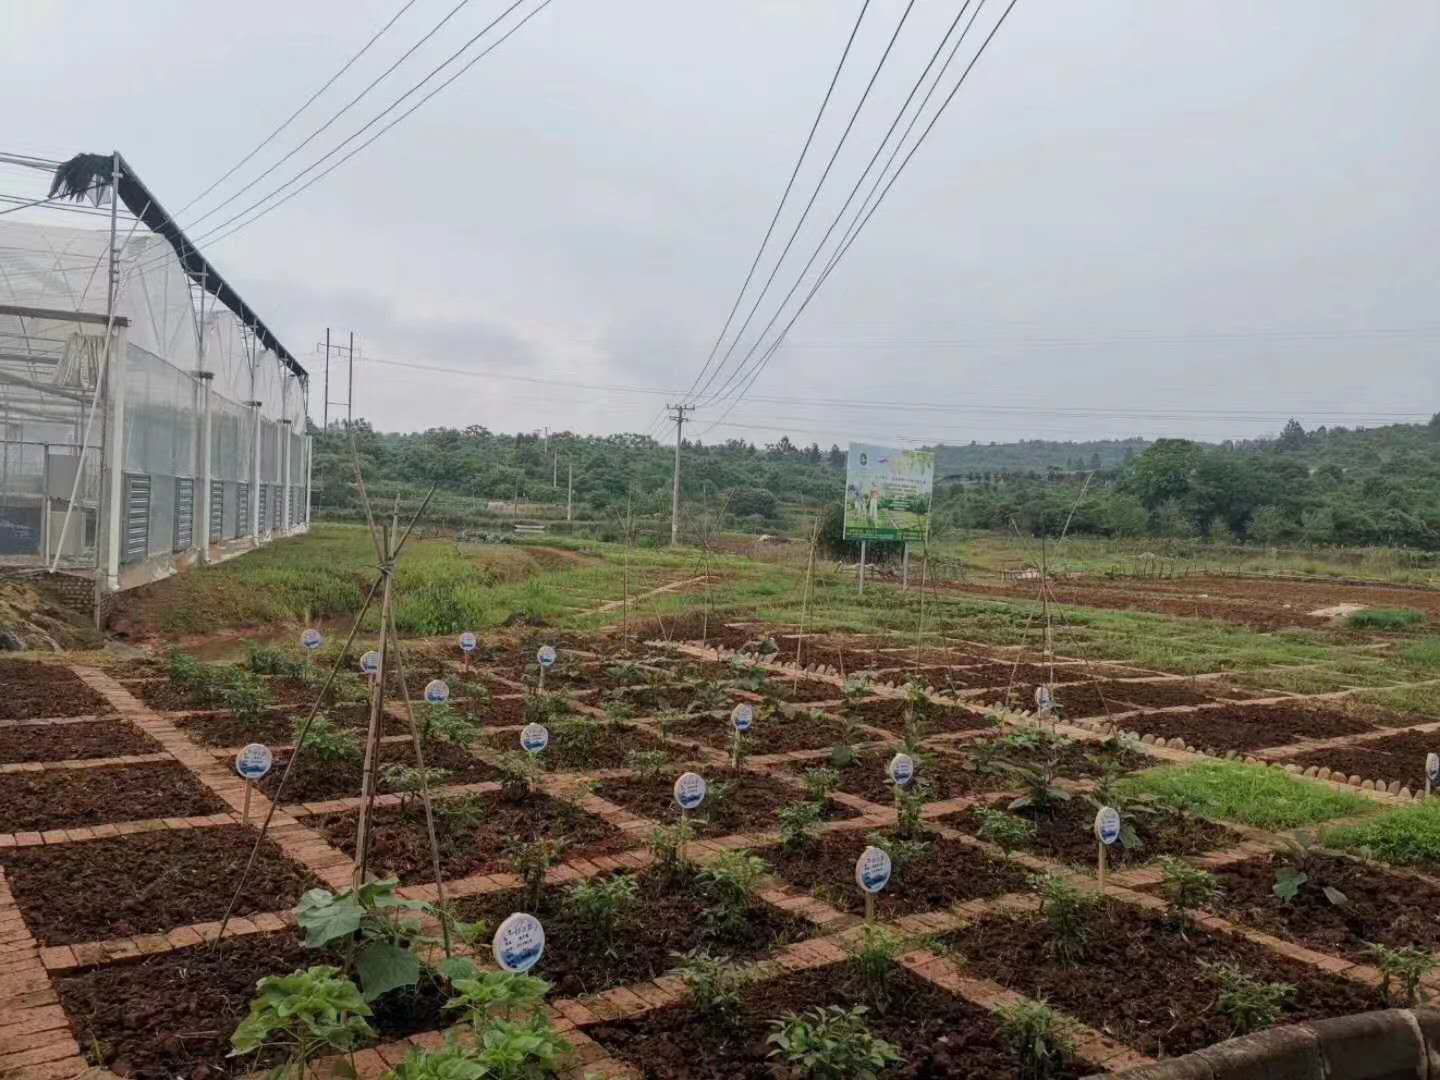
[
  {"left": 859, "top": 539, "right": 867, "bottom": 595},
  {"left": 198, "top": 372, "right": 214, "bottom": 560},
  {"left": 103, "top": 326, "right": 128, "bottom": 592},
  {"left": 566, "top": 461, "right": 573, "bottom": 523},
  {"left": 304, "top": 434, "right": 314, "bottom": 529},
  {"left": 250, "top": 402, "right": 262, "bottom": 542}
]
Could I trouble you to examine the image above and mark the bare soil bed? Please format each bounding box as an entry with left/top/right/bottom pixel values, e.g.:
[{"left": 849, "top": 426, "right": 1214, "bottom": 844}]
[
  {"left": 661, "top": 709, "right": 851, "bottom": 755},
  {"left": 939, "top": 904, "right": 1383, "bottom": 1058},
  {"left": 1122, "top": 703, "right": 1375, "bottom": 753},
  {"left": 588, "top": 964, "right": 1083, "bottom": 1079},
  {"left": 456, "top": 865, "right": 810, "bottom": 998},
  {"left": 843, "top": 696, "right": 993, "bottom": 735},
  {"left": 765, "top": 828, "right": 1029, "bottom": 918},
  {"left": 0, "top": 761, "right": 228, "bottom": 832},
  {"left": 175, "top": 701, "right": 407, "bottom": 748},
  {"left": 252, "top": 740, "right": 500, "bottom": 804},
  {"left": 758, "top": 677, "right": 846, "bottom": 703},
  {"left": 479, "top": 719, "right": 671, "bottom": 769},
  {"left": 592, "top": 768, "right": 858, "bottom": 837},
  {"left": 0, "top": 717, "right": 162, "bottom": 763},
  {"left": 0, "top": 659, "right": 114, "bottom": 719},
  {"left": 1277, "top": 730, "right": 1438, "bottom": 790},
  {"left": 0, "top": 825, "right": 317, "bottom": 945},
  {"left": 313, "top": 790, "right": 629, "bottom": 883},
  {"left": 779, "top": 747, "right": 1013, "bottom": 804}
]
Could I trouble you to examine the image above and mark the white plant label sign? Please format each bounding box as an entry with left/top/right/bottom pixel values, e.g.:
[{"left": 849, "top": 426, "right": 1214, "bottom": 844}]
[
  {"left": 300, "top": 628, "right": 323, "bottom": 652},
  {"left": 855, "top": 845, "right": 892, "bottom": 893},
  {"left": 537, "top": 645, "right": 557, "bottom": 669},
  {"left": 520, "top": 723, "right": 549, "bottom": 754},
  {"left": 359, "top": 650, "right": 381, "bottom": 676},
  {"left": 492, "top": 912, "right": 545, "bottom": 973},
  {"left": 673, "top": 771, "right": 707, "bottom": 811},
  {"left": 235, "top": 743, "right": 273, "bottom": 781},
  {"left": 887, "top": 752, "right": 915, "bottom": 787},
  {"left": 1428, "top": 753, "right": 1439, "bottom": 783},
  {"left": 459, "top": 631, "right": 477, "bottom": 653},
  {"left": 424, "top": 679, "right": 450, "bottom": 706},
  {"left": 731, "top": 703, "right": 753, "bottom": 733},
  {"left": 1094, "top": 806, "right": 1122, "bottom": 846},
  {"left": 1035, "top": 685, "right": 1054, "bottom": 712}
]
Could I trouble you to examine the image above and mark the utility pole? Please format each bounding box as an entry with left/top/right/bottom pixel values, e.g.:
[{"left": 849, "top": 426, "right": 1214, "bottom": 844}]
[
  {"left": 666, "top": 403, "right": 691, "bottom": 546},
  {"left": 566, "top": 461, "right": 573, "bottom": 522},
  {"left": 322, "top": 327, "right": 330, "bottom": 430},
  {"left": 347, "top": 331, "right": 355, "bottom": 428}
]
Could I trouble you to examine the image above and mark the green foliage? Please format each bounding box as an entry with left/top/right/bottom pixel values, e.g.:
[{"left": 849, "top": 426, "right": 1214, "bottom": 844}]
[
  {"left": 495, "top": 751, "right": 544, "bottom": 802},
  {"left": 892, "top": 782, "right": 928, "bottom": 838},
  {"left": 844, "top": 925, "right": 902, "bottom": 1008},
  {"left": 1347, "top": 608, "right": 1426, "bottom": 630},
  {"left": 1117, "top": 762, "right": 1375, "bottom": 829},
  {"left": 425, "top": 702, "right": 484, "bottom": 746},
  {"left": 563, "top": 874, "right": 638, "bottom": 942},
  {"left": 381, "top": 763, "right": 454, "bottom": 806},
  {"left": 246, "top": 643, "right": 308, "bottom": 678},
  {"left": 507, "top": 838, "right": 565, "bottom": 911},
  {"left": 445, "top": 972, "right": 552, "bottom": 1025},
  {"left": 1001, "top": 763, "right": 1071, "bottom": 816},
  {"left": 166, "top": 650, "right": 277, "bottom": 719},
  {"left": 766, "top": 1005, "right": 903, "bottom": 1080},
  {"left": 1208, "top": 963, "right": 1294, "bottom": 1035},
  {"left": 865, "top": 830, "right": 930, "bottom": 875},
  {"left": 383, "top": 1038, "right": 487, "bottom": 1080},
  {"left": 1366, "top": 943, "right": 1437, "bottom": 1006},
  {"left": 1272, "top": 832, "right": 1348, "bottom": 907},
  {"left": 778, "top": 800, "right": 824, "bottom": 850},
  {"left": 624, "top": 749, "right": 670, "bottom": 780},
  {"left": 469, "top": 1016, "right": 572, "bottom": 1079},
  {"left": 293, "top": 711, "right": 362, "bottom": 764},
  {"left": 1157, "top": 857, "right": 1221, "bottom": 926},
  {"left": 1324, "top": 801, "right": 1440, "bottom": 867},
  {"left": 1030, "top": 873, "right": 1099, "bottom": 965},
  {"left": 294, "top": 879, "right": 438, "bottom": 1001},
  {"left": 698, "top": 850, "right": 768, "bottom": 937},
  {"left": 674, "top": 947, "right": 749, "bottom": 1020},
  {"left": 648, "top": 819, "right": 696, "bottom": 880},
  {"left": 975, "top": 808, "right": 1036, "bottom": 855},
  {"left": 229, "top": 965, "right": 376, "bottom": 1078},
  {"left": 995, "top": 1000, "right": 1073, "bottom": 1079},
  {"left": 802, "top": 767, "right": 841, "bottom": 802}
]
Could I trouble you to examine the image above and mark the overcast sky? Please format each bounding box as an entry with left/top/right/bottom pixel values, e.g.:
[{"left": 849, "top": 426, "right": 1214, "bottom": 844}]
[{"left": 4, "top": 1, "right": 1437, "bottom": 447}]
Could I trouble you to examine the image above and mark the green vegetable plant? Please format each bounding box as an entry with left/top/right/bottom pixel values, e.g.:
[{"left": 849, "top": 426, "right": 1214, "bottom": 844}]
[
  {"left": 767, "top": 1005, "right": 902, "bottom": 1079},
  {"left": 995, "top": 999, "right": 1073, "bottom": 1079},
  {"left": 802, "top": 767, "right": 841, "bottom": 802},
  {"left": 975, "top": 808, "right": 1036, "bottom": 855},
  {"left": 425, "top": 702, "right": 483, "bottom": 746},
  {"left": 697, "top": 850, "right": 768, "bottom": 938},
  {"left": 507, "top": 838, "right": 566, "bottom": 911},
  {"left": 381, "top": 764, "right": 454, "bottom": 810},
  {"left": 844, "top": 924, "right": 902, "bottom": 1008},
  {"left": 648, "top": 819, "right": 696, "bottom": 881},
  {"left": 382, "top": 1037, "right": 486, "bottom": 1080},
  {"left": 445, "top": 972, "right": 551, "bottom": 1024},
  {"left": 1030, "top": 873, "right": 1099, "bottom": 965},
  {"left": 1207, "top": 963, "right": 1294, "bottom": 1035},
  {"left": 246, "top": 643, "right": 307, "bottom": 678},
  {"left": 1156, "top": 857, "right": 1220, "bottom": 932},
  {"left": 674, "top": 947, "right": 749, "bottom": 1023},
  {"left": 865, "top": 830, "right": 931, "bottom": 875},
  {"left": 1001, "top": 763, "right": 1071, "bottom": 816},
  {"left": 293, "top": 711, "right": 362, "bottom": 764},
  {"left": 778, "top": 801, "right": 824, "bottom": 850},
  {"left": 229, "top": 965, "right": 376, "bottom": 1079},
  {"left": 892, "top": 782, "right": 928, "bottom": 838},
  {"left": 470, "top": 1016, "right": 572, "bottom": 1079},
  {"left": 624, "top": 749, "right": 670, "bottom": 780},
  {"left": 563, "top": 874, "right": 638, "bottom": 946},
  {"left": 1272, "top": 831, "right": 1348, "bottom": 907},
  {"left": 1366, "top": 943, "right": 1437, "bottom": 1006},
  {"left": 495, "top": 751, "right": 544, "bottom": 802}
]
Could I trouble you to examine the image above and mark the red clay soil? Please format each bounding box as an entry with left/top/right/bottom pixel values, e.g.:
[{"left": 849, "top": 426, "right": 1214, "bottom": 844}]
[
  {"left": 1180, "top": 852, "right": 1440, "bottom": 965},
  {"left": 943, "top": 796, "right": 1237, "bottom": 868},
  {"left": 0, "top": 825, "right": 318, "bottom": 945},
  {"left": 607, "top": 683, "right": 734, "bottom": 713},
  {"left": 592, "top": 768, "right": 858, "bottom": 838},
  {"left": 314, "top": 789, "right": 629, "bottom": 883},
  {"left": 759, "top": 677, "right": 847, "bottom": 703},
  {"left": 1275, "top": 729, "right": 1440, "bottom": 790},
  {"left": 589, "top": 964, "right": 1083, "bottom": 1080},
  {"left": 174, "top": 702, "right": 407, "bottom": 748},
  {"left": 1124, "top": 703, "right": 1375, "bottom": 753},
  {"left": 0, "top": 761, "right": 228, "bottom": 832},
  {"left": 0, "top": 660, "right": 114, "bottom": 719},
  {"left": 457, "top": 866, "right": 810, "bottom": 998},
  {"left": 253, "top": 739, "right": 500, "bottom": 804},
  {"left": 941, "top": 903, "right": 1384, "bottom": 1058},
  {"left": 661, "top": 710, "right": 851, "bottom": 755},
  {"left": 0, "top": 718, "right": 162, "bottom": 763},
  {"left": 479, "top": 719, "right": 671, "bottom": 769},
  {"left": 442, "top": 693, "right": 529, "bottom": 725},
  {"left": 767, "top": 828, "right": 1029, "bottom": 918},
  {"left": 843, "top": 697, "right": 993, "bottom": 735},
  {"left": 780, "top": 747, "right": 1016, "bottom": 804}
]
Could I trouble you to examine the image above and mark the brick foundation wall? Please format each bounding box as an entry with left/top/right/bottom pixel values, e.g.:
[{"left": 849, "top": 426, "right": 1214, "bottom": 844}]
[
  {"left": 1093, "top": 1008, "right": 1440, "bottom": 1079},
  {"left": 0, "top": 568, "right": 109, "bottom": 624}
]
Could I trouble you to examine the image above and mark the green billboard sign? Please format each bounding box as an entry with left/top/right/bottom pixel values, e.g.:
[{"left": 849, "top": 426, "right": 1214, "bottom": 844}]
[{"left": 843, "top": 442, "right": 934, "bottom": 542}]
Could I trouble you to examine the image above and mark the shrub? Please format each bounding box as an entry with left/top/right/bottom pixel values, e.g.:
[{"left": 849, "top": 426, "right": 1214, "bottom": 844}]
[
  {"left": 995, "top": 999, "right": 1073, "bottom": 1079},
  {"left": 1347, "top": 608, "right": 1426, "bottom": 630},
  {"left": 1367, "top": 943, "right": 1437, "bottom": 1006},
  {"left": 229, "top": 965, "right": 375, "bottom": 1078},
  {"left": 564, "top": 874, "right": 638, "bottom": 943},
  {"left": 246, "top": 642, "right": 307, "bottom": 678},
  {"left": 1208, "top": 963, "right": 1294, "bottom": 1035},
  {"left": 802, "top": 767, "right": 841, "bottom": 802},
  {"left": 293, "top": 711, "right": 361, "bottom": 764},
  {"left": 1157, "top": 857, "right": 1220, "bottom": 928},
  {"left": 698, "top": 851, "right": 768, "bottom": 937},
  {"left": 975, "top": 808, "right": 1036, "bottom": 855},
  {"left": 844, "top": 925, "right": 902, "bottom": 1008},
  {"left": 674, "top": 947, "right": 749, "bottom": 1021},
  {"left": 767, "top": 1005, "right": 902, "bottom": 1079},
  {"left": 1030, "top": 873, "right": 1099, "bottom": 965},
  {"left": 778, "top": 801, "right": 824, "bottom": 850}
]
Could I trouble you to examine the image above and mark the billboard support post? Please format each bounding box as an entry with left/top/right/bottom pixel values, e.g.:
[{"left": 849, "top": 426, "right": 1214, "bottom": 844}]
[
  {"left": 902, "top": 543, "right": 910, "bottom": 591},
  {"left": 859, "top": 540, "right": 867, "bottom": 595},
  {"left": 843, "top": 442, "right": 935, "bottom": 597}
]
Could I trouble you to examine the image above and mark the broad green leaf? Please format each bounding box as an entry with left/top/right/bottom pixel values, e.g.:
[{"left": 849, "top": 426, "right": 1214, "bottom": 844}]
[
  {"left": 356, "top": 941, "right": 422, "bottom": 1000},
  {"left": 295, "top": 888, "right": 365, "bottom": 947}
]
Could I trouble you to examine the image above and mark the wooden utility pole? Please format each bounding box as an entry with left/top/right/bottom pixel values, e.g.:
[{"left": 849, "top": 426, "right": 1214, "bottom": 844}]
[
  {"left": 666, "top": 403, "right": 691, "bottom": 546},
  {"left": 566, "top": 461, "right": 573, "bottom": 522}
]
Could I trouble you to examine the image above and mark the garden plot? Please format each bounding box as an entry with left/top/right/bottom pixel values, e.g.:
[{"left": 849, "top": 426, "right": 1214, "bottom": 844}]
[
  {"left": 0, "top": 717, "right": 162, "bottom": 764},
  {"left": 0, "top": 659, "right": 114, "bottom": 719},
  {"left": 1273, "top": 729, "right": 1440, "bottom": 791},
  {"left": 660, "top": 709, "right": 855, "bottom": 756},
  {"left": 778, "top": 747, "right": 1006, "bottom": 805},
  {"left": 173, "top": 701, "right": 410, "bottom": 749},
  {"left": 1118, "top": 702, "right": 1377, "bottom": 754},
  {"left": 480, "top": 716, "right": 673, "bottom": 769},
  {"left": 0, "top": 760, "right": 228, "bottom": 832},
  {"left": 250, "top": 739, "right": 501, "bottom": 804},
  {"left": 843, "top": 696, "right": 992, "bottom": 735}
]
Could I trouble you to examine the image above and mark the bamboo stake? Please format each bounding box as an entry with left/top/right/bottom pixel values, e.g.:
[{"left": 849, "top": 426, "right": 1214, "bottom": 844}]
[
  {"left": 798, "top": 514, "right": 820, "bottom": 670},
  {"left": 353, "top": 522, "right": 394, "bottom": 887}
]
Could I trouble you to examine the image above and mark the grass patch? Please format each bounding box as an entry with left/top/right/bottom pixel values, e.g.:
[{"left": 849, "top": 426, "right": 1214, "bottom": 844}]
[
  {"left": 1117, "top": 761, "right": 1376, "bottom": 829},
  {"left": 1400, "top": 638, "right": 1440, "bottom": 672},
  {"left": 1347, "top": 608, "right": 1426, "bottom": 630},
  {"left": 1352, "top": 685, "right": 1440, "bottom": 722},
  {"left": 1324, "top": 802, "right": 1440, "bottom": 868}
]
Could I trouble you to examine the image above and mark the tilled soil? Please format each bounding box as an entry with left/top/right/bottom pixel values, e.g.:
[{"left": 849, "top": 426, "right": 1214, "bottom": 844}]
[
  {"left": 252, "top": 739, "right": 500, "bottom": 804},
  {"left": 457, "top": 866, "right": 810, "bottom": 998},
  {"left": 757, "top": 677, "right": 846, "bottom": 703},
  {"left": 943, "top": 797, "right": 1237, "bottom": 868},
  {"left": 766, "top": 828, "right": 1030, "bottom": 918},
  {"left": 1123, "top": 703, "right": 1375, "bottom": 753},
  {"left": 843, "top": 697, "right": 993, "bottom": 735},
  {"left": 661, "top": 710, "right": 851, "bottom": 755},
  {"left": 479, "top": 720, "right": 671, "bottom": 769},
  {"left": 1278, "top": 729, "right": 1439, "bottom": 790},
  {"left": 961, "top": 733, "right": 1153, "bottom": 781},
  {"left": 1175, "top": 852, "right": 1440, "bottom": 965},
  {"left": 56, "top": 933, "right": 450, "bottom": 1080},
  {"left": 314, "top": 790, "right": 630, "bottom": 883},
  {"left": 608, "top": 684, "right": 734, "bottom": 713},
  {"left": 592, "top": 768, "right": 858, "bottom": 837},
  {"left": 588, "top": 964, "right": 1082, "bottom": 1079},
  {"left": 0, "top": 718, "right": 163, "bottom": 763},
  {"left": 939, "top": 904, "right": 1384, "bottom": 1058},
  {"left": 175, "top": 701, "right": 407, "bottom": 748},
  {"left": 0, "top": 825, "right": 318, "bottom": 945},
  {"left": 0, "top": 660, "right": 114, "bottom": 719},
  {"left": 0, "top": 761, "right": 228, "bottom": 832},
  {"left": 779, "top": 747, "right": 1012, "bottom": 805}
]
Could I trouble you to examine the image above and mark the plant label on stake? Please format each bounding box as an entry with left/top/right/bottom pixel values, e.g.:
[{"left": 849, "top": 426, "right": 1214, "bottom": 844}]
[
  {"left": 536, "top": 644, "right": 556, "bottom": 692},
  {"left": 1427, "top": 753, "right": 1439, "bottom": 799},
  {"left": 1094, "top": 806, "right": 1121, "bottom": 892},
  {"left": 300, "top": 628, "right": 322, "bottom": 673},
  {"left": 1034, "top": 684, "right": 1054, "bottom": 716},
  {"left": 235, "top": 743, "right": 273, "bottom": 824},
  {"left": 730, "top": 703, "right": 753, "bottom": 768},
  {"left": 492, "top": 912, "right": 545, "bottom": 973},
  {"left": 674, "top": 771, "right": 706, "bottom": 864},
  {"left": 854, "top": 845, "right": 892, "bottom": 923},
  {"left": 887, "top": 752, "right": 915, "bottom": 788},
  {"left": 459, "top": 631, "right": 477, "bottom": 672},
  {"left": 521, "top": 723, "right": 549, "bottom": 754},
  {"left": 424, "top": 679, "right": 450, "bottom": 706}
]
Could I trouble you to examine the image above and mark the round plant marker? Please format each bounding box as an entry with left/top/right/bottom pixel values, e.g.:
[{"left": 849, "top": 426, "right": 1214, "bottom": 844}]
[
  {"left": 359, "top": 650, "right": 381, "bottom": 676},
  {"left": 1427, "top": 752, "right": 1439, "bottom": 797},
  {"left": 300, "top": 627, "right": 323, "bottom": 652},
  {"left": 731, "top": 703, "right": 753, "bottom": 733},
  {"left": 537, "top": 644, "right": 557, "bottom": 669},
  {"left": 234, "top": 743, "right": 273, "bottom": 781},
  {"left": 459, "top": 631, "right": 477, "bottom": 653},
  {"left": 424, "top": 679, "right": 450, "bottom": 706},
  {"left": 492, "top": 912, "right": 545, "bottom": 973},
  {"left": 855, "top": 845, "right": 892, "bottom": 894},
  {"left": 520, "top": 722, "right": 549, "bottom": 754},
  {"left": 1035, "top": 684, "right": 1054, "bottom": 712},
  {"left": 887, "top": 752, "right": 915, "bottom": 787},
  {"left": 673, "top": 771, "right": 707, "bottom": 811},
  {"left": 1094, "top": 806, "right": 1121, "bottom": 846}
]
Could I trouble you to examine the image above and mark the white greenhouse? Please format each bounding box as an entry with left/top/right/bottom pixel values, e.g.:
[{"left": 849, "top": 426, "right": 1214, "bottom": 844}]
[{"left": 0, "top": 151, "right": 310, "bottom": 622}]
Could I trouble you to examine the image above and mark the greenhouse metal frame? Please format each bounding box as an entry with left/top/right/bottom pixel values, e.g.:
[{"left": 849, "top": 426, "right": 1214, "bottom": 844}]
[{"left": 0, "top": 150, "right": 310, "bottom": 621}]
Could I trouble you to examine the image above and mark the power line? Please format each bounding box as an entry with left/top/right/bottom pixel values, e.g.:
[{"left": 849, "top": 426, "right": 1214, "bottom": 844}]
[
  {"left": 682, "top": 0, "right": 873, "bottom": 403},
  {"left": 691, "top": 0, "right": 919, "bottom": 404},
  {"left": 174, "top": 0, "right": 424, "bottom": 218}
]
